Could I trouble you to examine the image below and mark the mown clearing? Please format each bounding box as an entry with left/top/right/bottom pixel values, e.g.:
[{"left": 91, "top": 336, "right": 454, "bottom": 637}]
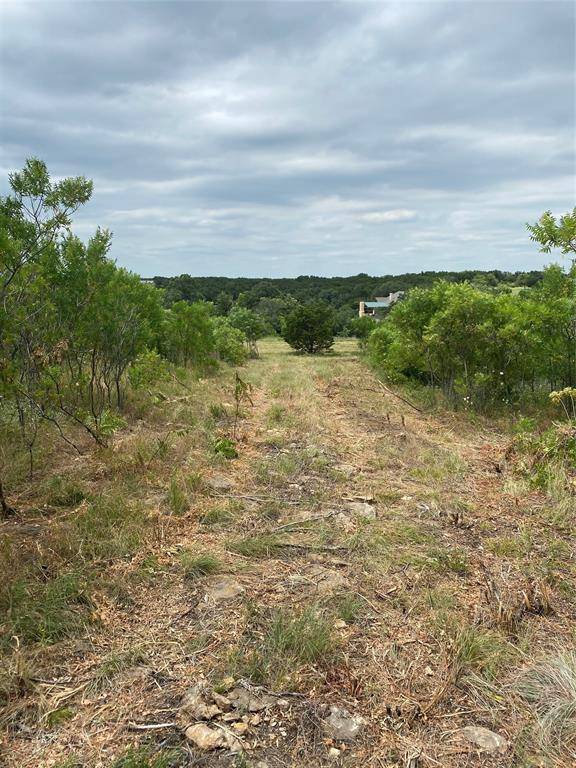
[{"left": 1, "top": 338, "right": 574, "bottom": 767}]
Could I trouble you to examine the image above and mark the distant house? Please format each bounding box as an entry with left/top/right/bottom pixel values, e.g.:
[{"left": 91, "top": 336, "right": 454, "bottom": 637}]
[{"left": 358, "top": 291, "right": 404, "bottom": 318}]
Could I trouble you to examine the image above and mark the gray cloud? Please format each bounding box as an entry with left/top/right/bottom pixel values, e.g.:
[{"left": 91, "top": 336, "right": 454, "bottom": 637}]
[{"left": 0, "top": 0, "right": 574, "bottom": 277}]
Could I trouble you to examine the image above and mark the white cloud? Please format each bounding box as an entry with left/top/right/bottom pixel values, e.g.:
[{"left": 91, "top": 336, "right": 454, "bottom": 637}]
[{"left": 360, "top": 209, "right": 417, "bottom": 223}]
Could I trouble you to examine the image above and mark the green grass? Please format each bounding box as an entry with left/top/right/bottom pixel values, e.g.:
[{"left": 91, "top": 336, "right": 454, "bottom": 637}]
[
  {"left": 231, "top": 604, "right": 338, "bottom": 686},
  {"left": 180, "top": 551, "right": 221, "bottom": 579},
  {"left": 226, "top": 533, "right": 287, "bottom": 558},
  {"left": 111, "top": 747, "right": 183, "bottom": 768},
  {"left": 200, "top": 505, "right": 233, "bottom": 526},
  {"left": 90, "top": 646, "right": 148, "bottom": 691},
  {"left": 1, "top": 570, "right": 91, "bottom": 647},
  {"left": 166, "top": 477, "right": 188, "bottom": 515},
  {"left": 486, "top": 532, "right": 532, "bottom": 558},
  {"left": 45, "top": 475, "right": 87, "bottom": 507},
  {"left": 451, "top": 625, "right": 514, "bottom": 680},
  {"left": 332, "top": 592, "right": 366, "bottom": 623}
]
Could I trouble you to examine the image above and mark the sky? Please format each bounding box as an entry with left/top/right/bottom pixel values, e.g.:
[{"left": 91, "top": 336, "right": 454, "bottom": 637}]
[{"left": 0, "top": 1, "right": 574, "bottom": 278}]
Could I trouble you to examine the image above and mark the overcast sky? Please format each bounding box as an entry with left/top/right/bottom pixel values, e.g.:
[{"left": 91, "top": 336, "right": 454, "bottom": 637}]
[{"left": 1, "top": 1, "right": 574, "bottom": 278}]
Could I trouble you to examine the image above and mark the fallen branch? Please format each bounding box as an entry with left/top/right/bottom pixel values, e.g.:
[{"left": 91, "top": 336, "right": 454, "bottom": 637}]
[
  {"left": 272, "top": 511, "right": 337, "bottom": 531},
  {"left": 376, "top": 379, "right": 424, "bottom": 413},
  {"left": 128, "top": 721, "right": 177, "bottom": 731}
]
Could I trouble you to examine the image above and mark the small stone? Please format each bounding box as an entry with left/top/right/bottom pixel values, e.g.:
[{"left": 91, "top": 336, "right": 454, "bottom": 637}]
[
  {"left": 232, "top": 722, "right": 249, "bottom": 734},
  {"left": 424, "top": 666, "right": 434, "bottom": 676},
  {"left": 308, "top": 565, "right": 348, "bottom": 595},
  {"left": 212, "top": 691, "right": 232, "bottom": 711},
  {"left": 250, "top": 714, "right": 261, "bottom": 725},
  {"left": 203, "top": 576, "right": 245, "bottom": 602},
  {"left": 276, "top": 698, "right": 290, "bottom": 709},
  {"left": 322, "top": 706, "right": 365, "bottom": 742},
  {"left": 334, "top": 619, "right": 347, "bottom": 629},
  {"left": 228, "top": 686, "right": 276, "bottom": 712},
  {"left": 459, "top": 725, "right": 508, "bottom": 753},
  {"left": 185, "top": 723, "right": 221, "bottom": 750},
  {"left": 346, "top": 501, "right": 376, "bottom": 520},
  {"left": 180, "top": 683, "right": 221, "bottom": 722},
  {"left": 328, "top": 747, "right": 341, "bottom": 759},
  {"left": 205, "top": 475, "right": 234, "bottom": 492}
]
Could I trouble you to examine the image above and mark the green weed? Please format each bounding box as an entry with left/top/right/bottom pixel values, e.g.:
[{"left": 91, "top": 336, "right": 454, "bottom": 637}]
[{"left": 180, "top": 551, "right": 221, "bottom": 579}]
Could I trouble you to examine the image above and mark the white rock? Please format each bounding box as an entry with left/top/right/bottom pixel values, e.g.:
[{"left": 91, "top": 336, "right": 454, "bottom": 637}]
[
  {"left": 203, "top": 576, "right": 245, "bottom": 602},
  {"left": 205, "top": 475, "right": 234, "bottom": 492},
  {"left": 459, "top": 725, "right": 508, "bottom": 753},
  {"left": 179, "top": 683, "right": 221, "bottom": 721},
  {"left": 228, "top": 686, "right": 276, "bottom": 712},
  {"left": 322, "top": 706, "right": 366, "bottom": 742},
  {"left": 185, "top": 723, "right": 242, "bottom": 752},
  {"left": 346, "top": 501, "right": 377, "bottom": 519}
]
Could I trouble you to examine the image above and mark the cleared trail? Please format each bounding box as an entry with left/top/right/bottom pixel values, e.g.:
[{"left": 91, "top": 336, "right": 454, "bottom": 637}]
[{"left": 4, "top": 339, "right": 572, "bottom": 768}]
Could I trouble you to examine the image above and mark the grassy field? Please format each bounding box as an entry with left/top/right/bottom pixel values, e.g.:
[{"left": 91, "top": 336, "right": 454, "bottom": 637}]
[{"left": 1, "top": 337, "right": 574, "bottom": 767}]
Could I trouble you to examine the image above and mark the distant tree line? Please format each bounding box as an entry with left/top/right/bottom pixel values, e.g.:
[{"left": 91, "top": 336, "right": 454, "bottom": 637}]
[{"left": 152, "top": 268, "right": 544, "bottom": 335}]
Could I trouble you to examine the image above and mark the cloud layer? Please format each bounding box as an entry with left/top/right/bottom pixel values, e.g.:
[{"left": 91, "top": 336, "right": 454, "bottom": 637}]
[{"left": 1, "top": 1, "right": 574, "bottom": 277}]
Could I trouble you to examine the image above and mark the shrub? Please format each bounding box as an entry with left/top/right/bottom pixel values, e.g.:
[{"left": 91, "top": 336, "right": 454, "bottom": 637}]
[
  {"left": 212, "top": 318, "right": 248, "bottom": 365},
  {"left": 281, "top": 302, "right": 335, "bottom": 354}
]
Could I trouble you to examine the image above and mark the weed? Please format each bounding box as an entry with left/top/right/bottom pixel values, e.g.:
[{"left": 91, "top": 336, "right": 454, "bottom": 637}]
[
  {"left": 332, "top": 592, "right": 365, "bottom": 623},
  {"left": 2, "top": 571, "right": 91, "bottom": 646},
  {"left": 167, "top": 477, "right": 188, "bottom": 515},
  {"left": 232, "top": 604, "right": 338, "bottom": 686},
  {"left": 214, "top": 437, "right": 238, "bottom": 459},
  {"left": 45, "top": 476, "right": 86, "bottom": 507},
  {"left": 517, "top": 651, "right": 576, "bottom": 755},
  {"left": 90, "top": 646, "right": 148, "bottom": 692},
  {"left": 226, "top": 534, "right": 286, "bottom": 558},
  {"left": 200, "top": 505, "right": 233, "bottom": 526},
  {"left": 180, "top": 551, "right": 221, "bottom": 579},
  {"left": 111, "top": 747, "right": 183, "bottom": 768}
]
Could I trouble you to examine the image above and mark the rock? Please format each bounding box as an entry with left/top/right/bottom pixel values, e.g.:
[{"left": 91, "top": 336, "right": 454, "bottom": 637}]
[
  {"left": 322, "top": 706, "right": 365, "bottom": 742},
  {"left": 334, "top": 619, "right": 347, "bottom": 629},
  {"left": 328, "top": 747, "right": 341, "bottom": 759},
  {"left": 308, "top": 565, "right": 348, "bottom": 595},
  {"left": 205, "top": 475, "right": 234, "bottom": 492},
  {"left": 212, "top": 691, "right": 232, "bottom": 711},
  {"left": 228, "top": 686, "right": 276, "bottom": 712},
  {"left": 232, "top": 721, "right": 248, "bottom": 734},
  {"left": 203, "top": 576, "right": 245, "bottom": 602},
  {"left": 345, "top": 501, "right": 376, "bottom": 519},
  {"left": 185, "top": 723, "right": 242, "bottom": 753},
  {"left": 180, "top": 683, "right": 221, "bottom": 721},
  {"left": 334, "top": 463, "right": 356, "bottom": 477},
  {"left": 459, "top": 725, "right": 508, "bottom": 753}
]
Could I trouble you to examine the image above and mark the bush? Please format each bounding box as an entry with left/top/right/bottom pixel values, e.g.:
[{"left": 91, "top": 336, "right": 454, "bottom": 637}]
[
  {"left": 281, "top": 302, "right": 335, "bottom": 354},
  {"left": 212, "top": 318, "right": 248, "bottom": 365}
]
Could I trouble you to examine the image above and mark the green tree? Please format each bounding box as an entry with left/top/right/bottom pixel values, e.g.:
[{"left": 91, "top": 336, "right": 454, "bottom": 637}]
[
  {"left": 527, "top": 209, "right": 576, "bottom": 257},
  {"left": 228, "top": 307, "right": 268, "bottom": 357},
  {"left": 281, "top": 302, "right": 335, "bottom": 354}
]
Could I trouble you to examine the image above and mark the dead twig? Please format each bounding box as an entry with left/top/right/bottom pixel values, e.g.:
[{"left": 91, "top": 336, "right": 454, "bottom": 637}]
[{"left": 376, "top": 379, "right": 424, "bottom": 413}]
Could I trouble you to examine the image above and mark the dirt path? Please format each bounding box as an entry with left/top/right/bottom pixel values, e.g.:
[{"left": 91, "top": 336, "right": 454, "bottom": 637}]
[{"left": 3, "top": 339, "right": 572, "bottom": 767}]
